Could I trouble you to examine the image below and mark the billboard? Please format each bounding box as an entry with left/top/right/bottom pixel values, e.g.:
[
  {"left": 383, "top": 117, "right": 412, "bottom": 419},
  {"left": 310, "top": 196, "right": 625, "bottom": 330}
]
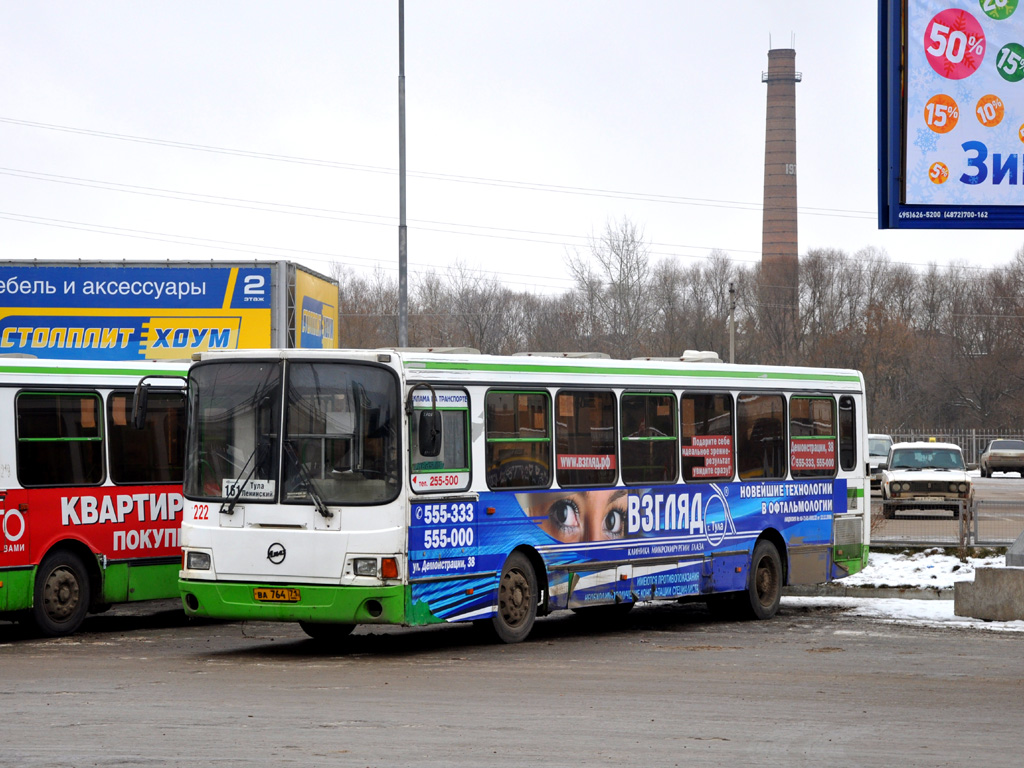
[
  {"left": 294, "top": 267, "right": 338, "bottom": 349},
  {"left": 880, "top": 0, "right": 1024, "bottom": 228},
  {"left": 0, "top": 264, "right": 272, "bottom": 360}
]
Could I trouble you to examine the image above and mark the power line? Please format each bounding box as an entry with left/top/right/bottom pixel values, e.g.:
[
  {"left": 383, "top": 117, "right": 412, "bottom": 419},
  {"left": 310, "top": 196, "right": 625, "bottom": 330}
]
[
  {"left": 0, "top": 116, "right": 875, "bottom": 218},
  {"left": 0, "top": 165, "right": 764, "bottom": 257},
  {"left": 4, "top": 117, "right": 1021, "bottom": 282},
  {"left": 0, "top": 211, "right": 576, "bottom": 291}
]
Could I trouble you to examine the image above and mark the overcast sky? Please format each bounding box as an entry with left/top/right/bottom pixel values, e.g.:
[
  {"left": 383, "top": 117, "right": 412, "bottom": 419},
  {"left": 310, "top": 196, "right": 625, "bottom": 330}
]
[{"left": 3, "top": 2, "right": 1022, "bottom": 295}]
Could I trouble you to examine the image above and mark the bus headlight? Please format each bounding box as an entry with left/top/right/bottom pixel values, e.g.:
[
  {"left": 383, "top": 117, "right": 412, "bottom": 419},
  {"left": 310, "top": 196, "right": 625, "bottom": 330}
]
[
  {"left": 186, "top": 550, "right": 212, "bottom": 570},
  {"left": 353, "top": 558, "right": 377, "bottom": 577}
]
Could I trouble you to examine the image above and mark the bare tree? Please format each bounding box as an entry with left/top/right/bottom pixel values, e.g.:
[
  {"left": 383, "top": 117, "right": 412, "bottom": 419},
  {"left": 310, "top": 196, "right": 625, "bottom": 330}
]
[
  {"left": 335, "top": 266, "right": 399, "bottom": 348},
  {"left": 566, "top": 218, "right": 658, "bottom": 358},
  {"left": 326, "top": 236, "right": 1024, "bottom": 432}
]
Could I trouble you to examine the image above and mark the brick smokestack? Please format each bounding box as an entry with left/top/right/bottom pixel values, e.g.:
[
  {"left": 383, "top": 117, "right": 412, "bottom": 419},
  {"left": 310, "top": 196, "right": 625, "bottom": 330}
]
[{"left": 760, "top": 48, "right": 801, "bottom": 363}]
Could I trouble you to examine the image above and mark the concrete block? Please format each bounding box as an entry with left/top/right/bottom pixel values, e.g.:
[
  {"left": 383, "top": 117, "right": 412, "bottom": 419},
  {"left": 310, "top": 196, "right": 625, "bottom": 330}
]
[
  {"left": 953, "top": 567, "right": 1024, "bottom": 621},
  {"left": 1006, "top": 529, "right": 1024, "bottom": 567}
]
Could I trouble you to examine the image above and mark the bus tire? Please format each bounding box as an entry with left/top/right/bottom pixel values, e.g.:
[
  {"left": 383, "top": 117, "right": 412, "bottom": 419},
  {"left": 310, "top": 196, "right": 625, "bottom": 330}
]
[
  {"left": 742, "top": 540, "right": 782, "bottom": 620},
  {"left": 32, "top": 550, "right": 91, "bottom": 637},
  {"left": 299, "top": 621, "right": 355, "bottom": 642},
  {"left": 490, "top": 551, "right": 537, "bottom": 644}
]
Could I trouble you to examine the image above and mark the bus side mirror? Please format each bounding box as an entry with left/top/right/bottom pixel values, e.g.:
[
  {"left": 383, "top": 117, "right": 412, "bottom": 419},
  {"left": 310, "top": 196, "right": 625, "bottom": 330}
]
[
  {"left": 132, "top": 384, "right": 149, "bottom": 430},
  {"left": 418, "top": 411, "right": 442, "bottom": 457},
  {"left": 130, "top": 373, "right": 186, "bottom": 430}
]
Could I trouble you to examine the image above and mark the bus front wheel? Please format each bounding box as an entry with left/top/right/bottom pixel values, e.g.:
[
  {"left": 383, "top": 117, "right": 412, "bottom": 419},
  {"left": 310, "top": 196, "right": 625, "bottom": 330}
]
[
  {"left": 490, "top": 552, "right": 537, "bottom": 644},
  {"left": 32, "top": 550, "right": 91, "bottom": 637},
  {"left": 743, "top": 540, "right": 782, "bottom": 620},
  {"left": 299, "top": 622, "right": 355, "bottom": 643}
]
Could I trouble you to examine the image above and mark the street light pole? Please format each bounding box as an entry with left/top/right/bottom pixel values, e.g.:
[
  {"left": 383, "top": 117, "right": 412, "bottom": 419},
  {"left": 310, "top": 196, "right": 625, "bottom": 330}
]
[
  {"left": 729, "top": 281, "right": 735, "bottom": 364},
  {"left": 397, "top": 0, "right": 409, "bottom": 347}
]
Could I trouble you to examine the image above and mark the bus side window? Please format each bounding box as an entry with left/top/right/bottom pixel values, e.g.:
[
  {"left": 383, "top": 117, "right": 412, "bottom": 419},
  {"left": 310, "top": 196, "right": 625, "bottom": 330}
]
[
  {"left": 621, "top": 392, "right": 677, "bottom": 485},
  {"left": 485, "top": 391, "right": 551, "bottom": 490},
  {"left": 108, "top": 390, "right": 186, "bottom": 484},
  {"left": 16, "top": 392, "right": 104, "bottom": 487},
  {"left": 681, "top": 392, "right": 735, "bottom": 483},
  {"left": 838, "top": 396, "right": 856, "bottom": 471},
  {"left": 555, "top": 390, "right": 617, "bottom": 488},
  {"left": 736, "top": 393, "right": 786, "bottom": 481},
  {"left": 790, "top": 396, "right": 837, "bottom": 479}
]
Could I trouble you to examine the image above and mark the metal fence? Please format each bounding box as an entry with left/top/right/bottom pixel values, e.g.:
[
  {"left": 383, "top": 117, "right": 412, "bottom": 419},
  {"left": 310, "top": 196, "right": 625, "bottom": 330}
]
[
  {"left": 880, "top": 429, "right": 1023, "bottom": 466},
  {"left": 870, "top": 497, "right": 1024, "bottom": 548}
]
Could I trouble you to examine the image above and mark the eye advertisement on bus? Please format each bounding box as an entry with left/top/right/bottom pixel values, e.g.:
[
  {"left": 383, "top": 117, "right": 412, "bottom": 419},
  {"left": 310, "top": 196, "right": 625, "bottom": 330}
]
[
  {"left": 408, "top": 479, "right": 845, "bottom": 623},
  {"left": 880, "top": 0, "right": 1024, "bottom": 227},
  {"left": 0, "top": 264, "right": 272, "bottom": 360}
]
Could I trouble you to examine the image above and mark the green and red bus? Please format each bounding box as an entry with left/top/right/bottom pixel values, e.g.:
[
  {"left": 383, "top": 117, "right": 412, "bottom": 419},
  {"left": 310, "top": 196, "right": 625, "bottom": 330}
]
[{"left": 0, "top": 358, "right": 187, "bottom": 636}]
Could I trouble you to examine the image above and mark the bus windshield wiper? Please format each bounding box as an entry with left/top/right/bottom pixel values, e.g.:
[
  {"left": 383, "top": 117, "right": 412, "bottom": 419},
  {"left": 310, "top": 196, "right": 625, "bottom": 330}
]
[
  {"left": 283, "top": 441, "right": 333, "bottom": 519},
  {"left": 219, "top": 442, "right": 267, "bottom": 516}
]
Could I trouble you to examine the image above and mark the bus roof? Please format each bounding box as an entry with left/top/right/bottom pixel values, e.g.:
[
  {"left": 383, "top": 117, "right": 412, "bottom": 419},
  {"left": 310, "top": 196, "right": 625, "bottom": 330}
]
[{"left": 192, "top": 348, "right": 866, "bottom": 392}]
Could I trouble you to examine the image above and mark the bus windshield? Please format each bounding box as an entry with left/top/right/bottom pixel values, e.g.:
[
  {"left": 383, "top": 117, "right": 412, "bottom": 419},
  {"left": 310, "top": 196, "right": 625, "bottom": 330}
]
[
  {"left": 186, "top": 361, "right": 281, "bottom": 501},
  {"left": 185, "top": 360, "right": 400, "bottom": 505}
]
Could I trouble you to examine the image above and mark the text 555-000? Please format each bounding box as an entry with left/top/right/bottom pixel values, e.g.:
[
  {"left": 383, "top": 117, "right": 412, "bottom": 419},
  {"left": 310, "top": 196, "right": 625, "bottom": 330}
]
[{"left": 423, "top": 527, "right": 475, "bottom": 550}]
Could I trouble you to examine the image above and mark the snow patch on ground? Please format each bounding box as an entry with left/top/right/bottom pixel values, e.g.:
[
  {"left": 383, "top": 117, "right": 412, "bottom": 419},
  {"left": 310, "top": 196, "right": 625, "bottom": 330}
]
[
  {"left": 782, "top": 550, "right": 1024, "bottom": 632},
  {"left": 843, "top": 549, "right": 1004, "bottom": 590}
]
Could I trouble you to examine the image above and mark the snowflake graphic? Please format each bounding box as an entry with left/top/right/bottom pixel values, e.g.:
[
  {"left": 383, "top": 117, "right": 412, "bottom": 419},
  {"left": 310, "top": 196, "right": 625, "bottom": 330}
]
[{"left": 913, "top": 128, "right": 940, "bottom": 153}]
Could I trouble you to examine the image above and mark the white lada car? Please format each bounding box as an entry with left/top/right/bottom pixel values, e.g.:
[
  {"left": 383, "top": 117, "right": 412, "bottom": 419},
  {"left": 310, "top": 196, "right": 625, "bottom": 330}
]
[{"left": 879, "top": 441, "right": 973, "bottom": 520}]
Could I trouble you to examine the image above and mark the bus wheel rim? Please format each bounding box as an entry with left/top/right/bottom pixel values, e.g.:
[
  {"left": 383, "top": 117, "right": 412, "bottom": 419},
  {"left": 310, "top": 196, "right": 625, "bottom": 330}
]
[
  {"left": 755, "top": 558, "right": 777, "bottom": 607},
  {"left": 43, "top": 566, "right": 80, "bottom": 622},
  {"left": 499, "top": 568, "right": 529, "bottom": 627}
]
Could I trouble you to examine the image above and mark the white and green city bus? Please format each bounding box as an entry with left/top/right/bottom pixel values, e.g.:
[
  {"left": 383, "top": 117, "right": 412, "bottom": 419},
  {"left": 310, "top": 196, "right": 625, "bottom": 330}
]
[
  {"left": 178, "top": 348, "right": 869, "bottom": 643},
  {"left": 0, "top": 357, "right": 187, "bottom": 636}
]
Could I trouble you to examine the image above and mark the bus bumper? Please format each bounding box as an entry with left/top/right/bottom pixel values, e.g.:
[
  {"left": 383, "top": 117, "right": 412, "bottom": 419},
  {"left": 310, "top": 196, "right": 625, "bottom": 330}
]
[{"left": 178, "top": 579, "right": 406, "bottom": 624}]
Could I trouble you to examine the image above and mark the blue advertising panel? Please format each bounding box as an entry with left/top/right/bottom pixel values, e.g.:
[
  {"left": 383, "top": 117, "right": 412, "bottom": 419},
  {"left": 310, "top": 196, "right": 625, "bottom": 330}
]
[
  {"left": 298, "top": 294, "right": 336, "bottom": 349},
  {"left": 0, "top": 264, "right": 272, "bottom": 360},
  {"left": 880, "top": 0, "right": 1024, "bottom": 228},
  {"left": 409, "top": 479, "right": 846, "bottom": 624}
]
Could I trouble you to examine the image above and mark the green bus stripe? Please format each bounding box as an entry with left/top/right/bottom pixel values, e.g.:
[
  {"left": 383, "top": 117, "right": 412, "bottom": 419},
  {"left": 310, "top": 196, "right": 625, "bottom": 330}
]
[
  {"left": 405, "top": 360, "right": 861, "bottom": 383},
  {"left": 486, "top": 437, "right": 550, "bottom": 443}
]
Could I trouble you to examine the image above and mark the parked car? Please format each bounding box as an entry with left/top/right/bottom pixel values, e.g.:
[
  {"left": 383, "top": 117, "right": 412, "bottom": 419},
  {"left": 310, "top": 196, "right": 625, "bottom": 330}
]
[
  {"left": 879, "top": 441, "right": 973, "bottom": 519},
  {"left": 978, "top": 438, "right": 1024, "bottom": 477},
  {"left": 868, "top": 433, "right": 893, "bottom": 489}
]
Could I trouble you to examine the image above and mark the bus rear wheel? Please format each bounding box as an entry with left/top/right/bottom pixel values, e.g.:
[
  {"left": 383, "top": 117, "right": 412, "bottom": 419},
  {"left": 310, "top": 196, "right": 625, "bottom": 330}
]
[
  {"left": 490, "top": 552, "right": 537, "bottom": 644},
  {"left": 743, "top": 540, "right": 782, "bottom": 620},
  {"left": 32, "top": 550, "right": 91, "bottom": 637}
]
